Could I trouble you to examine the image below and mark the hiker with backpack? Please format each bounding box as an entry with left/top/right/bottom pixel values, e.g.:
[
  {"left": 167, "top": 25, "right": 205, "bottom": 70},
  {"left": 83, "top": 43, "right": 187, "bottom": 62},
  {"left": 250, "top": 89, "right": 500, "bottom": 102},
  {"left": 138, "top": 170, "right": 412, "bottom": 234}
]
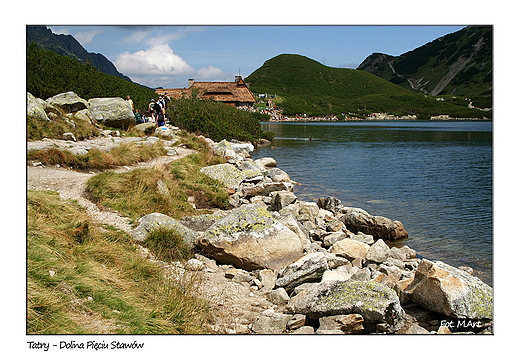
[{"left": 153, "top": 99, "right": 165, "bottom": 127}]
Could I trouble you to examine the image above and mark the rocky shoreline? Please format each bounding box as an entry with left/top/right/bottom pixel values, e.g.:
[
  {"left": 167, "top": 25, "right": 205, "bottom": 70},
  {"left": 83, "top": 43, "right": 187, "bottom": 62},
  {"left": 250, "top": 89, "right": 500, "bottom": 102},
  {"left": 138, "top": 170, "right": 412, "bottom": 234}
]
[{"left": 131, "top": 137, "right": 494, "bottom": 335}]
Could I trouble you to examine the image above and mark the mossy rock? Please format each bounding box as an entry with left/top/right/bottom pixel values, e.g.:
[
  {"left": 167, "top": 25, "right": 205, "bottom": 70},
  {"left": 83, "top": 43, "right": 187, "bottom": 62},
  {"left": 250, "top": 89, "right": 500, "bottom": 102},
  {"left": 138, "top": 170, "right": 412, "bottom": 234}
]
[
  {"left": 198, "top": 203, "right": 304, "bottom": 271},
  {"left": 286, "top": 280, "right": 404, "bottom": 333}
]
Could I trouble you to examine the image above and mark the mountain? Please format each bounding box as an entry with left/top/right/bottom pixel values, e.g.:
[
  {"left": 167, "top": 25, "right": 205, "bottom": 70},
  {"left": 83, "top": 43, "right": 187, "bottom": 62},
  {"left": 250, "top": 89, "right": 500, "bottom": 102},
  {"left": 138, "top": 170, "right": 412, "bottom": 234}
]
[
  {"left": 245, "top": 54, "right": 488, "bottom": 118},
  {"left": 26, "top": 25, "right": 133, "bottom": 83},
  {"left": 357, "top": 26, "right": 492, "bottom": 98}
]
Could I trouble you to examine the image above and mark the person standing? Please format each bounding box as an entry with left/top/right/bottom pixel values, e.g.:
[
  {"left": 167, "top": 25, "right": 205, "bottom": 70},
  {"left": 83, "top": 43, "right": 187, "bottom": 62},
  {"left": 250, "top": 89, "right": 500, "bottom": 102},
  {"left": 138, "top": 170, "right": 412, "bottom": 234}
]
[
  {"left": 127, "top": 95, "right": 134, "bottom": 111},
  {"left": 148, "top": 99, "right": 156, "bottom": 123},
  {"left": 153, "top": 100, "right": 164, "bottom": 126}
]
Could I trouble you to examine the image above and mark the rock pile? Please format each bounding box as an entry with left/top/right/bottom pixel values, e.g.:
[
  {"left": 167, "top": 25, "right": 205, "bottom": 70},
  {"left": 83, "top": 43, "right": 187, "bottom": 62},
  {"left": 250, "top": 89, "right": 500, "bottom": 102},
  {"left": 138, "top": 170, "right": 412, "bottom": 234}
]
[
  {"left": 27, "top": 91, "right": 136, "bottom": 129},
  {"left": 131, "top": 137, "right": 494, "bottom": 334}
]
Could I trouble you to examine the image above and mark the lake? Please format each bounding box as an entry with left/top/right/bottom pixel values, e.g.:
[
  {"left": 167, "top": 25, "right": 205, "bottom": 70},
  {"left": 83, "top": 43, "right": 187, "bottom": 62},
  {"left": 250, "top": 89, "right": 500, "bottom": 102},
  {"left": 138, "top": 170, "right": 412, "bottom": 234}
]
[{"left": 253, "top": 121, "right": 493, "bottom": 285}]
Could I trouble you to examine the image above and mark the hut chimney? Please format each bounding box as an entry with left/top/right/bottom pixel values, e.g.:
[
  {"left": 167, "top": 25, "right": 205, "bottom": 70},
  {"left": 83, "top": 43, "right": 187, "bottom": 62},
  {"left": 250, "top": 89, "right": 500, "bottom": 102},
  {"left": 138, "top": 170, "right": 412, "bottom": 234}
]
[
  {"left": 235, "top": 75, "right": 242, "bottom": 83},
  {"left": 188, "top": 79, "right": 195, "bottom": 88}
]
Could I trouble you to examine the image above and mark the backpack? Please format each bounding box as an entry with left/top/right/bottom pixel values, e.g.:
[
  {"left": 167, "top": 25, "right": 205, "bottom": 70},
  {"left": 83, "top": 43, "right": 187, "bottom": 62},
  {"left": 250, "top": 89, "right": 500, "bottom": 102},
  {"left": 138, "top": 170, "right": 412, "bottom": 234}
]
[
  {"left": 149, "top": 102, "right": 155, "bottom": 112},
  {"left": 153, "top": 102, "right": 162, "bottom": 113}
]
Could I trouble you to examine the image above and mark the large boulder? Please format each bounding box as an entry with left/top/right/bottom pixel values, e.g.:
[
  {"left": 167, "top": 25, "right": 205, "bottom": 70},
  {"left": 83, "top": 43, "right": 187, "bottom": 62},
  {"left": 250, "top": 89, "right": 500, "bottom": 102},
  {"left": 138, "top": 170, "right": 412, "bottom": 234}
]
[
  {"left": 46, "top": 91, "right": 88, "bottom": 113},
  {"left": 341, "top": 207, "right": 408, "bottom": 241},
  {"left": 200, "top": 163, "right": 246, "bottom": 189},
  {"left": 286, "top": 280, "right": 404, "bottom": 333},
  {"left": 88, "top": 97, "right": 135, "bottom": 129},
  {"left": 197, "top": 203, "right": 304, "bottom": 271},
  {"left": 404, "top": 259, "right": 493, "bottom": 319},
  {"left": 27, "top": 92, "right": 50, "bottom": 121},
  {"left": 131, "top": 213, "right": 200, "bottom": 247}
]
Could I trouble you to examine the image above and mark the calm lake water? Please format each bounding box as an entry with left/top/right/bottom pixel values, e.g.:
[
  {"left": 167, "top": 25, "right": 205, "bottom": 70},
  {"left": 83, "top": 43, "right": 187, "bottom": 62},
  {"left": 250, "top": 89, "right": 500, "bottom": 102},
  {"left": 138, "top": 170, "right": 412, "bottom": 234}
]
[{"left": 253, "top": 121, "right": 493, "bottom": 285}]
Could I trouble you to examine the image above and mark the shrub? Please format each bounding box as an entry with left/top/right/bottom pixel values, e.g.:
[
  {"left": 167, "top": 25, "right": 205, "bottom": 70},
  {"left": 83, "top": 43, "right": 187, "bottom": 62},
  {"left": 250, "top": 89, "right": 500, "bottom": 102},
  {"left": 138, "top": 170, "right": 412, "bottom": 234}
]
[{"left": 168, "top": 97, "right": 274, "bottom": 143}]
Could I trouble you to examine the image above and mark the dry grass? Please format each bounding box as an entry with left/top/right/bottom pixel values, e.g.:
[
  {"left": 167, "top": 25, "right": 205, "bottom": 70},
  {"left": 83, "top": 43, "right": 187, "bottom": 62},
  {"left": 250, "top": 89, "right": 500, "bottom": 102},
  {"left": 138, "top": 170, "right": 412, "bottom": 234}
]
[
  {"left": 27, "top": 190, "right": 210, "bottom": 334},
  {"left": 86, "top": 133, "right": 230, "bottom": 224},
  {"left": 27, "top": 141, "right": 166, "bottom": 170}
]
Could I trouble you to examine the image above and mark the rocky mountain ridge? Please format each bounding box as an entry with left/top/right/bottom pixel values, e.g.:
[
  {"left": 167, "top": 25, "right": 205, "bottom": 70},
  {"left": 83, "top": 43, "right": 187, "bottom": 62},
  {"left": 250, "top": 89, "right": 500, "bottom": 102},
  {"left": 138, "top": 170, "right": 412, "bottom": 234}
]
[{"left": 357, "top": 26, "right": 492, "bottom": 98}]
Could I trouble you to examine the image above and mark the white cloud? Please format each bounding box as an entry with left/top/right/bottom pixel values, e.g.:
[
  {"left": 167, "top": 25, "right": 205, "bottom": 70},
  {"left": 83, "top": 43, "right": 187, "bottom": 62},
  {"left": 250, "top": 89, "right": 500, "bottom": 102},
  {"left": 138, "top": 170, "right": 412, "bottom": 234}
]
[
  {"left": 74, "top": 29, "right": 104, "bottom": 45},
  {"left": 114, "top": 44, "right": 195, "bottom": 76},
  {"left": 196, "top": 65, "right": 230, "bottom": 81}
]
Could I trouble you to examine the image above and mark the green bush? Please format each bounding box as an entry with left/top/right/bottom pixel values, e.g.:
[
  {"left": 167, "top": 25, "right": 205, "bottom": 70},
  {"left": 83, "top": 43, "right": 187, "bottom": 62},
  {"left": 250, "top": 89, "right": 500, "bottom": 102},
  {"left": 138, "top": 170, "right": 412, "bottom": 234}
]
[{"left": 167, "top": 97, "right": 274, "bottom": 143}]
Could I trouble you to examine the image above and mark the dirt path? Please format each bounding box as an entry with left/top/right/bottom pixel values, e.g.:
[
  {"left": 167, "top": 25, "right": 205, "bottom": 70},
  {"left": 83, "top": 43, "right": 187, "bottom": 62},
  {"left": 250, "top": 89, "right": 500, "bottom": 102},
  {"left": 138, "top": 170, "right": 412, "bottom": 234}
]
[{"left": 27, "top": 147, "right": 196, "bottom": 232}]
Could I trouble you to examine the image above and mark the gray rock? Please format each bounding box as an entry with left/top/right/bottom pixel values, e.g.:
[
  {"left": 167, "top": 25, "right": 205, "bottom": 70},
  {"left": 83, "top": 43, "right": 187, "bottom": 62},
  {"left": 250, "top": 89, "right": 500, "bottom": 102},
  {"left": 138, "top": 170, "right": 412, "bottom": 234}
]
[
  {"left": 405, "top": 259, "right": 493, "bottom": 319},
  {"left": 254, "top": 157, "right": 277, "bottom": 168},
  {"left": 286, "top": 280, "right": 404, "bottom": 333},
  {"left": 88, "top": 97, "right": 135, "bottom": 129},
  {"left": 329, "top": 239, "right": 370, "bottom": 261},
  {"left": 184, "top": 259, "right": 205, "bottom": 271},
  {"left": 251, "top": 309, "right": 291, "bottom": 334},
  {"left": 323, "top": 232, "right": 346, "bottom": 248},
  {"left": 230, "top": 142, "right": 254, "bottom": 154},
  {"left": 197, "top": 204, "right": 304, "bottom": 271},
  {"left": 318, "top": 314, "right": 364, "bottom": 334},
  {"left": 134, "top": 122, "right": 156, "bottom": 133},
  {"left": 350, "top": 268, "right": 371, "bottom": 281},
  {"left": 258, "top": 269, "right": 277, "bottom": 291},
  {"left": 287, "top": 314, "right": 306, "bottom": 330},
  {"left": 200, "top": 163, "right": 246, "bottom": 189},
  {"left": 275, "top": 252, "right": 329, "bottom": 293},
  {"left": 267, "top": 168, "right": 292, "bottom": 182},
  {"left": 269, "top": 288, "right": 290, "bottom": 305},
  {"left": 290, "top": 326, "right": 315, "bottom": 334},
  {"left": 366, "top": 239, "right": 390, "bottom": 263},
  {"left": 46, "top": 91, "right": 88, "bottom": 113},
  {"left": 278, "top": 215, "right": 311, "bottom": 247},
  {"left": 351, "top": 233, "right": 375, "bottom": 245},
  {"left": 271, "top": 191, "right": 297, "bottom": 211},
  {"left": 154, "top": 126, "right": 174, "bottom": 139},
  {"left": 180, "top": 212, "right": 230, "bottom": 232},
  {"left": 389, "top": 245, "right": 416, "bottom": 261},
  {"left": 240, "top": 182, "right": 293, "bottom": 198},
  {"left": 317, "top": 196, "right": 344, "bottom": 213},
  {"left": 341, "top": 207, "right": 408, "bottom": 241},
  {"left": 321, "top": 269, "right": 351, "bottom": 283},
  {"left": 131, "top": 213, "right": 200, "bottom": 247},
  {"left": 27, "top": 92, "right": 50, "bottom": 121}
]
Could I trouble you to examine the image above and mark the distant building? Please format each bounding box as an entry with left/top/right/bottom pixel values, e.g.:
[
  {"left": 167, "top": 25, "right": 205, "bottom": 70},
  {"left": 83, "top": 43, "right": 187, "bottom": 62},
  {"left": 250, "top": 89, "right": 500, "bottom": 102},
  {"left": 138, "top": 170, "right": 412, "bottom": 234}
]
[{"left": 156, "top": 76, "right": 256, "bottom": 107}]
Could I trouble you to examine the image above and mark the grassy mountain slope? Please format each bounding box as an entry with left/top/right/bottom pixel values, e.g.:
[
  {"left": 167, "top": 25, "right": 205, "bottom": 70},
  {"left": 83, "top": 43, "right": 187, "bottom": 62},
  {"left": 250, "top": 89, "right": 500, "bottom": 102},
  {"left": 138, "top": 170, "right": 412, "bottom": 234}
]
[
  {"left": 357, "top": 26, "right": 492, "bottom": 100},
  {"left": 26, "top": 42, "right": 157, "bottom": 111},
  {"left": 245, "top": 54, "right": 489, "bottom": 118}
]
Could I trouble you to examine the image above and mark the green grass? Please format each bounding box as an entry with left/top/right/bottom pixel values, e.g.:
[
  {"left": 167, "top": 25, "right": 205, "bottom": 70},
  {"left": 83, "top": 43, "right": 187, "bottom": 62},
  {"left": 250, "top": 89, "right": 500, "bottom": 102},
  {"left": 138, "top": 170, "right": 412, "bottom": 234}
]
[
  {"left": 245, "top": 53, "right": 489, "bottom": 118},
  {"left": 27, "top": 189, "right": 209, "bottom": 334}
]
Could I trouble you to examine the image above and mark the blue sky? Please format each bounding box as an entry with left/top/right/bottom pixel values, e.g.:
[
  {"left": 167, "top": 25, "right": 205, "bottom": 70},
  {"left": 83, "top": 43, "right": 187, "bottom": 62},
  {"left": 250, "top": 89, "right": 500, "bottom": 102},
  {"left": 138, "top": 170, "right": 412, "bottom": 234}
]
[{"left": 48, "top": 25, "right": 465, "bottom": 89}]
